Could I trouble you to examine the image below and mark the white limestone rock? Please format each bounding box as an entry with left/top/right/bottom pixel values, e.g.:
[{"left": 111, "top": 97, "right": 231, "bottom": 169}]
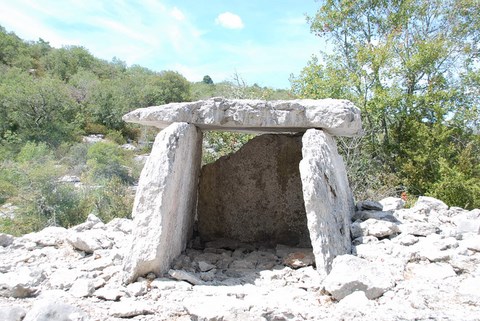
[
  {"left": 0, "top": 306, "right": 26, "bottom": 321},
  {"left": 122, "top": 97, "right": 363, "bottom": 137},
  {"left": 323, "top": 255, "right": 396, "bottom": 300},
  {"left": 399, "top": 222, "right": 439, "bottom": 236},
  {"left": 404, "top": 262, "right": 456, "bottom": 280},
  {"left": 452, "top": 210, "right": 480, "bottom": 235},
  {"left": 48, "top": 268, "right": 79, "bottom": 290},
  {"left": 69, "top": 278, "right": 95, "bottom": 298},
  {"left": 299, "top": 129, "right": 353, "bottom": 279},
  {"left": 109, "top": 299, "right": 153, "bottom": 318},
  {"left": 94, "top": 286, "right": 125, "bottom": 301},
  {"left": 0, "top": 267, "right": 46, "bottom": 298},
  {"left": 67, "top": 230, "right": 113, "bottom": 253},
  {"left": 379, "top": 197, "right": 405, "bottom": 211},
  {"left": 412, "top": 196, "right": 449, "bottom": 214},
  {"left": 23, "top": 299, "right": 88, "bottom": 321},
  {"left": 353, "top": 219, "right": 400, "bottom": 238},
  {"left": 22, "top": 226, "right": 68, "bottom": 247},
  {"left": 169, "top": 269, "right": 205, "bottom": 285},
  {"left": 122, "top": 122, "right": 202, "bottom": 283},
  {"left": 71, "top": 213, "right": 103, "bottom": 232}
]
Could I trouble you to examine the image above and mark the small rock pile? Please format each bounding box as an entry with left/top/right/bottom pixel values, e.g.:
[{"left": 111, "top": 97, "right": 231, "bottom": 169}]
[{"left": 0, "top": 196, "right": 479, "bottom": 320}]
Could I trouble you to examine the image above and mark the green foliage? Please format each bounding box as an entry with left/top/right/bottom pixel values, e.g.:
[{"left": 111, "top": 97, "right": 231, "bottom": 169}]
[
  {"left": 202, "top": 131, "right": 255, "bottom": 165},
  {"left": 84, "top": 178, "right": 133, "bottom": 222},
  {"left": 202, "top": 75, "right": 214, "bottom": 85},
  {"left": 86, "top": 142, "right": 134, "bottom": 184},
  {"left": 292, "top": 0, "right": 480, "bottom": 203},
  {"left": 0, "top": 141, "right": 136, "bottom": 235}
]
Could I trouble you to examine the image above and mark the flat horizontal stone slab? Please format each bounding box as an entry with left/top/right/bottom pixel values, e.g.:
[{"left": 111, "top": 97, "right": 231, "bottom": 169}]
[{"left": 122, "top": 97, "right": 362, "bottom": 136}]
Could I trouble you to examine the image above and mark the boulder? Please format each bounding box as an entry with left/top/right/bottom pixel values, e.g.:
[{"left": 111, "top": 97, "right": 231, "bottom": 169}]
[
  {"left": 122, "top": 97, "right": 362, "bottom": 137},
  {"left": 122, "top": 122, "right": 202, "bottom": 283},
  {"left": 67, "top": 230, "right": 113, "bottom": 253},
  {"left": 69, "top": 278, "right": 95, "bottom": 298},
  {"left": 412, "top": 196, "right": 449, "bottom": 214},
  {"left": 379, "top": 197, "right": 405, "bottom": 211},
  {"left": 0, "top": 233, "right": 14, "bottom": 247},
  {"left": 353, "top": 219, "right": 400, "bottom": 238},
  {"left": 323, "top": 254, "right": 396, "bottom": 300},
  {"left": 299, "top": 129, "right": 353, "bottom": 278},
  {"left": 356, "top": 200, "right": 383, "bottom": 211}
]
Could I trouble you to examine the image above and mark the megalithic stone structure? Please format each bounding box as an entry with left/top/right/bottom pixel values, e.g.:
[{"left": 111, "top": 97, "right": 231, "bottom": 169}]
[{"left": 121, "top": 97, "right": 362, "bottom": 284}]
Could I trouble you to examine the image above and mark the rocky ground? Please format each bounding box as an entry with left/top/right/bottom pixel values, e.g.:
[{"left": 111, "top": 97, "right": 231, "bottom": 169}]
[{"left": 0, "top": 196, "right": 479, "bottom": 321}]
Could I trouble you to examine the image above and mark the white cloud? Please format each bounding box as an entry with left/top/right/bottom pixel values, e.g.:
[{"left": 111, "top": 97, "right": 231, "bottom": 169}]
[
  {"left": 215, "top": 12, "right": 244, "bottom": 29},
  {"left": 170, "top": 7, "right": 185, "bottom": 21}
]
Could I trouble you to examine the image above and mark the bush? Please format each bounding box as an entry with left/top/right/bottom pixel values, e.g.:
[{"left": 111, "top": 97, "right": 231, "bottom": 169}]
[
  {"left": 428, "top": 159, "right": 480, "bottom": 210},
  {"left": 86, "top": 142, "right": 134, "bottom": 184},
  {"left": 85, "top": 177, "right": 134, "bottom": 222}
]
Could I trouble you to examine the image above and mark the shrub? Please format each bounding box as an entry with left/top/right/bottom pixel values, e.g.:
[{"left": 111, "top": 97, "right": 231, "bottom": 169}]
[{"left": 86, "top": 142, "right": 134, "bottom": 184}]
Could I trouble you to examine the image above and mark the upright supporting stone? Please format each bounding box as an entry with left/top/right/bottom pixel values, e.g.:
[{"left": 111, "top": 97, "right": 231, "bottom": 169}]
[
  {"left": 122, "top": 122, "right": 202, "bottom": 284},
  {"left": 299, "top": 129, "right": 353, "bottom": 279}
]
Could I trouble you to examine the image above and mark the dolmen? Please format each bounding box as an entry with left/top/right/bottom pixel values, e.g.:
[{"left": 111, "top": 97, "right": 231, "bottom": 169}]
[{"left": 121, "top": 97, "right": 363, "bottom": 284}]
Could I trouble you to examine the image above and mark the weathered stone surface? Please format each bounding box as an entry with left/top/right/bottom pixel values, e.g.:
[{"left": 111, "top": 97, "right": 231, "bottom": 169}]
[
  {"left": 67, "top": 230, "right": 112, "bottom": 253},
  {"left": 122, "top": 122, "right": 202, "bottom": 284},
  {"left": 299, "top": 129, "right": 353, "bottom": 278},
  {"left": 353, "top": 218, "right": 400, "bottom": 238},
  {"left": 0, "top": 306, "right": 26, "bottom": 321},
  {"left": 323, "top": 255, "right": 396, "bottom": 300},
  {"left": 69, "top": 278, "right": 95, "bottom": 298},
  {"left": 356, "top": 200, "right": 383, "bottom": 211},
  {"left": 0, "top": 233, "right": 13, "bottom": 247},
  {"left": 0, "top": 267, "right": 45, "bottom": 298},
  {"left": 23, "top": 299, "right": 88, "bottom": 321},
  {"left": 168, "top": 269, "right": 205, "bottom": 285},
  {"left": 379, "top": 197, "right": 405, "bottom": 211},
  {"left": 109, "top": 299, "right": 153, "bottom": 318},
  {"left": 122, "top": 97, "right": 362, "bottom": 136},
  {"left": 198, "top": 134, "right": 310, "bottom": 247}
]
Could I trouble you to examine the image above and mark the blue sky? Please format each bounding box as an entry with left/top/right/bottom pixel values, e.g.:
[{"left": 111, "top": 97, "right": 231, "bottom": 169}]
[{"left": 0, "top": 0, "right": 325, "bottom": 88}]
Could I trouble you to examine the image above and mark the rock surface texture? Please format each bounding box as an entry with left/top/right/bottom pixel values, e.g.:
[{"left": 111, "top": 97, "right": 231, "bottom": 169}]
[
  {"left": 198, "top": 134, "right": 310, "bottom": 247},
  {"left": 0, "top": 197, "right": 479, "bottom": 320},
  {"left": 122, "top": 97, "right": 363, "bottom": 136},
  {"left": 300, "top": 129, "right": 354, "bottom": 278},
  {"left": 122, "top": 122, "right": 202, "bottom": 283}
]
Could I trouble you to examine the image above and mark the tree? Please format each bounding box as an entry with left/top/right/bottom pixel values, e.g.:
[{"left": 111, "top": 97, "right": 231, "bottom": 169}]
[
  {"left": 202, "top": 75, "right": 214, "bottom": 85},
  {"left": 0, "top": 69, "right": 80, "bottom": 145},
  {"left": 292, "top": 0, "right": 480, "bottom": 204}
]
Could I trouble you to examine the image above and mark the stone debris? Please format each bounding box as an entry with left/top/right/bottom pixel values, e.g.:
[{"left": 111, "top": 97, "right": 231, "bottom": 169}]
[
  {"left": 0, "top": 196, "right": 477, "bottom": 320},
  {"left": 122, "top": 97, "right": 363, "bottom": 136}
]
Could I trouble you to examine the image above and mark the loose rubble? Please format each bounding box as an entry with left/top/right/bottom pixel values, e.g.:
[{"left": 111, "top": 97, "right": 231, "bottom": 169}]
[{"left": 0, "top": 196, "right": 479, "bottom": 320}]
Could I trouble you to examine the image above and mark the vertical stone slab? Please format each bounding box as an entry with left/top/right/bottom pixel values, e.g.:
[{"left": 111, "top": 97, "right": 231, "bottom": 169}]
[
  {"left": 299, "top": 129, "right": 353, "bottom": 279},
  {"left": 198, "top": 134, "right": 309, "bottom": 247},
  {"left": 122, "top": 122, "right": 202, "bottom": 284}
]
